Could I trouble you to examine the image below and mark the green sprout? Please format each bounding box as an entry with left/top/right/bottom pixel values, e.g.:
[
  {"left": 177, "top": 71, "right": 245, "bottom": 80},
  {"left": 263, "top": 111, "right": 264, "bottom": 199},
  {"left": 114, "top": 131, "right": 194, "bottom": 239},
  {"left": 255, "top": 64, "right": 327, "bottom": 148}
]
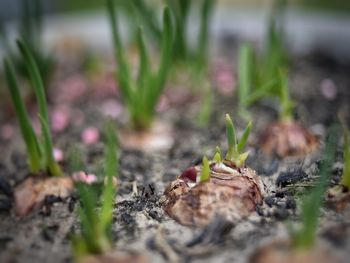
[
  {"left": 225, "top": 114, "right": 252, "bottom": 167},
  {"left": 106, "top": 0, "right": 173, "bottom": 130},
  {"left": 237, "top": 0, "right": 291, "bottom": 121},
  {"left": 3, "top": 39, "right": 61, "bottom": 176},
  {"left": 126, "top": 0, "right": 214, "bottom": 75},
  {"left": 292, "top": 124, "right": 339, "bottom": 249},
  {"left": 72, "top": 123, "right": 118, "bottom": 260},
  {"left": 0, "top": 0, "right": 54, "bottom": 83},
  {"left": 341, "top": 126, "right": 350, "bottom": 189},
  {"left": 213, "top": 146, "right": 222, "bottom": 163},
  {"left": 199, "top": 156, "right": 210, "bottom": 182}
]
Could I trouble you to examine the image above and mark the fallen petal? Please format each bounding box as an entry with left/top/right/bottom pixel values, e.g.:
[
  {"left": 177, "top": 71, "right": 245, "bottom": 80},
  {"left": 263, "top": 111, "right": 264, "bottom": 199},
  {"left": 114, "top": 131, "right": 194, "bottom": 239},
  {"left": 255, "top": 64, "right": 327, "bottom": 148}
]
[{"left": 82, "top": 127, "right": 100, "bottom": 145}]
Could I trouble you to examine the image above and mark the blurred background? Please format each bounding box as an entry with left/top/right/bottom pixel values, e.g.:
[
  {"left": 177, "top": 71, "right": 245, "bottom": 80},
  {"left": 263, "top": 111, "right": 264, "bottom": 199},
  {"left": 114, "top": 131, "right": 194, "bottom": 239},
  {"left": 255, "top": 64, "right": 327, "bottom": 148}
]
[{"left": 0, "top": 0, "right": 350, "bottom": 62}]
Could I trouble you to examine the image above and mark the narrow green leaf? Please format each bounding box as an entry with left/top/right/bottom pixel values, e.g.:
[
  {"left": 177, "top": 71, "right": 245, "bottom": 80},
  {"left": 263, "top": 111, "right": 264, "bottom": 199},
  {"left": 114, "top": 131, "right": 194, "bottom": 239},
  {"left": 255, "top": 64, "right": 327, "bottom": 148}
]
[
  {"left": 292, "top": 124, "right": 339, "bottom": 249},
  {"left": 38, "top": 114, "right": 62, "bottom": 176},
  {"left": 77, "top": 183, "right": 101, "bottom": 253},
  {"left": 279, "top": 70, "right": 294, "bottom": 121},
  {"left": 105, "top": 0, "right": 133, "bottom": 105},
  {"left": 17, "top": 39, "right": 49, "bottom": 126},
  {"left": 130, "top": 0, "right": 161, "bottom": 40},
  {"left": 237, "top": 151, "right": 249, "bottom": 167},
  {"left": 137, "top": 26, "right": 150, "bottom": 90},
  {"left": 146, "top": 7, "right": 173, "bottom": 121},
  {"left": 196, "top": 0, "right": 214, "bottom": 73},
  {"left": 341, "top": 127, "right": 350, "bottom": 189},
  {"left": 237, "top": 121, "right": 252, "bottom": 153},
  {"left": 100, "top": 122, "right": 118, "bottom": 234},
  {"left": 199, "top": 156, "right": 210, "bottom": 182},
  {"left": 238, "top": 44, "right": 254, "bottom": 108},
  {"left": 225, "top": 113, "right": 237, "bottom": 160},
  {"left": 3, "top": 58, "right": 41, "bottom": 173},
  {"left": 197, "top": 82, "right": 212, "bottom": 127}
]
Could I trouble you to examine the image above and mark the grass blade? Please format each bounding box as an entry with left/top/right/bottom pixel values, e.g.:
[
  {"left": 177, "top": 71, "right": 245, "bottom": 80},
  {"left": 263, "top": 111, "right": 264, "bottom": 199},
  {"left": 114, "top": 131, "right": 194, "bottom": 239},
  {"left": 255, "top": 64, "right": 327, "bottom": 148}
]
[
  {"left": 137, "top": 26, "right": 151, "bottom": 90},
  {"left": 237, "top": 121, "right": 252, "bottom": 153},
  {"left": 147, "top": 7, "right": 173, "bottom": 114},
  {"left": 225, "top": 113, "right": 237, "bottom": 160},
  {"left": 106, "top": 0, "right": 133, "bottom": 105},
  {"left": 3, "top": 58, "right": 41, "bottom": 173},
  {"left": 196, "top": 0, "right": 214, "bottom": 72},
  {"left": 130, "top": 0, "right": 161, "bottom": 40},
  {"left": 100, "top": 122, "right": 118, "bottom": 235},
  {"left": 38, "top": 114, "right": 62, "bottom": 176},
  {"left": 17, "top": 39, "right": 48, "bottom": 124},
  {"left": 238, "top": 44, "right": 254, "bottom": 108},
  {"left": 292, "top": 124, "right": 339, "bottom": 249}
]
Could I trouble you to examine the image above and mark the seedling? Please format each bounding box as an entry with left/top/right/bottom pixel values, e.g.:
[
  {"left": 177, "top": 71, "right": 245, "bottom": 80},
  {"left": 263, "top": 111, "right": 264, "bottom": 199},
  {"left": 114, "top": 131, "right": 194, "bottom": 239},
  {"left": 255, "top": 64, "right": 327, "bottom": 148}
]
[
  {"left": 197, "top": 114, "right": 252, "bottom": 182},
  {"left": 163, "top": 113, "right": 262, "bottom": 227},
  {"left": 72, "top": 123, "right": 118, "bottom": 260},
  {"left": 4, "top": 39, "right": 61, "bottom": 176},
  {"left": 291, "top": 124, "right": 339, "bottom": 249},
  {"left": 0, "top": 0, "right": 53, "bottom": 83},
  {"left": 225, "top": 114, "right": 252, "bottom": 167},
  {"left": 106, "top": 0, "right": 173, "bottom": 130},
  {"left": 237, "top": 0, "right": 289, "bottom": 121},
  {"left": 126, "top": 0, "right": 214, "bottom": 75}
]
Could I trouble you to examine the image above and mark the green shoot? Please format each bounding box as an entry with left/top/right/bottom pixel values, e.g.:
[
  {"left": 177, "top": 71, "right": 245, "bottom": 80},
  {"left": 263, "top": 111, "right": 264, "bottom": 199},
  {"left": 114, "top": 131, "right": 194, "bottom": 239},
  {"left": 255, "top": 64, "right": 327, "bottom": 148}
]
[
  {"left": 124, "top": 0, "right": 214, "bottom": 76},
  {"left": 213, "top": 146, "right": 222, "bottom": 163},
  {"left": 72, "top": 123, "right": 118, "bottom": 260},
  {"left": 106, "top": 0, "right": 173, "bottom": 130},
  {"left": 292, "top": 124, "right": 339, "bottom": 249},
  {"left": 237, "top": 43, "right": 254, "bottom": 120},
  {"left": 237, "top": 0, "right": 292, "bottom": 121},
  {"left": 3, "top": 58, "right": 41, "bottom": 173},
  {"left": 279, "top": 70, "right": 294, "bottom": 121},
  {"left": 196, "top": 81, "right": 213, "bottom": 127},
  {"left": 225, "top": 114, "right": 251, "bottom": 167},
  {"left": 341, "top": 126, "right": 350, "bottom": 189},
  {"left": 3, "top": 39, "right": 61, "bottom": 176},
  {"left": 199, "top": 156, "right": 210, "bottom": 182}
]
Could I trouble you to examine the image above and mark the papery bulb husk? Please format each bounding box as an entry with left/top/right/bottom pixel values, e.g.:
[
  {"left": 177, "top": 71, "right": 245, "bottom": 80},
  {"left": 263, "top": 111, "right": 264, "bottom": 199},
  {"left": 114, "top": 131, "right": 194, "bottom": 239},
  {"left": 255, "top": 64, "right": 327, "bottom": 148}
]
[
  {"left": 259, "top": 122, "right": 318, "bottom": 157},
  {"left": 162, "top": 161, "right": 264, "bottom": 227}
]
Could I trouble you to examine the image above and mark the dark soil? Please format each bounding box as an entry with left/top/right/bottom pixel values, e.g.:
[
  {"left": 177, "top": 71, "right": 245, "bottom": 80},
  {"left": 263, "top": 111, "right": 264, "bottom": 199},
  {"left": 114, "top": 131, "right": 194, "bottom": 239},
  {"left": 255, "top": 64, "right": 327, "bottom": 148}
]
[{"left": 0, "top": 49, "right": 350, "bottom": 263}]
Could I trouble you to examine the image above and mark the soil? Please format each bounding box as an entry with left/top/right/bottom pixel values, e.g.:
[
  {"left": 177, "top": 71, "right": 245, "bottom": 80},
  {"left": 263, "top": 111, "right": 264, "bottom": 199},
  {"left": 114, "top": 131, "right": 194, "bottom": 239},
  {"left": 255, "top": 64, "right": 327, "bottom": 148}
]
[{"left": 0, "top": 44, "right": 350, "bottom": 263}]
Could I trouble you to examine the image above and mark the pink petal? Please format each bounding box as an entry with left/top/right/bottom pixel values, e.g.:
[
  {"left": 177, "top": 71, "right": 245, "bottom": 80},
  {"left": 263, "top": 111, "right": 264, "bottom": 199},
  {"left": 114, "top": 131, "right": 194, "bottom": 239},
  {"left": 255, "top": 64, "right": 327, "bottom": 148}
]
[
  {"left": 51, "top": 106, "right": 71, "bottom": 132},
  {"left": 53, "top": 148, "right": 64, "bottom": 162},
  {"left": 320, "top": 78, "right": 337, "bottom": 100},
  {"left": 0, "top": 123, "right": 14, "bottom": 140},
  {"left": 100, "top": 99, "right": 123, "bottom": 118},
  {"left": 81, "top": 127, "right": 100, "bottom": 145}
]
